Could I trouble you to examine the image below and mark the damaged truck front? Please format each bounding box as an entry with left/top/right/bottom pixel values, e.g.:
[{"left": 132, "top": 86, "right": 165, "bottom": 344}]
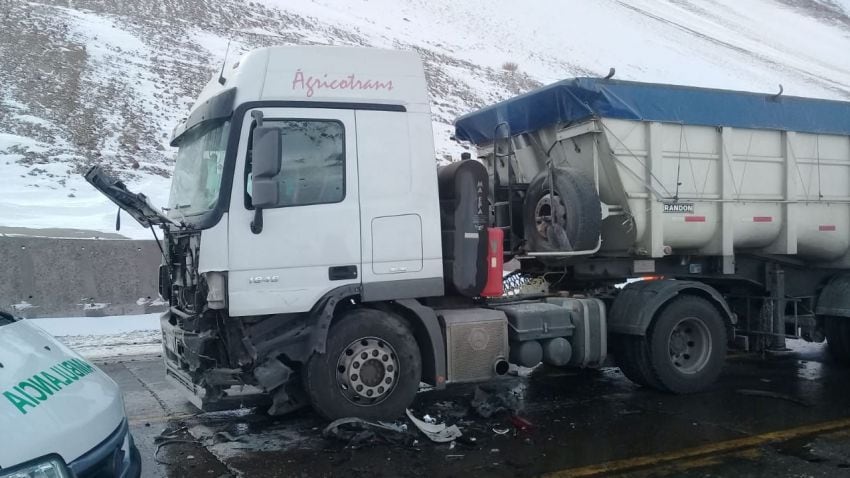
[{"left": 90, "top": 46, "right": 450, "bottom": 419}]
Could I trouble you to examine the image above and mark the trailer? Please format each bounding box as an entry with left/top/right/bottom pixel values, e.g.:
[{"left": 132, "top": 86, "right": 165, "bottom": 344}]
[{"left": 86, "top": 46, "right": 850, "bottom": 420}]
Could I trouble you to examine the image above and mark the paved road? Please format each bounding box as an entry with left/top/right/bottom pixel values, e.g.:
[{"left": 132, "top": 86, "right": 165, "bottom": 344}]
[{"left": 97, "top": 341, "right": 850, "bottom": 477}]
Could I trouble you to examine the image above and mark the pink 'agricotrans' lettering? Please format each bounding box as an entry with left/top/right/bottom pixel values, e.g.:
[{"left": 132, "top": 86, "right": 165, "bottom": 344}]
[{"left": 292, "top": 70, "right": 394, "bottom": 97}]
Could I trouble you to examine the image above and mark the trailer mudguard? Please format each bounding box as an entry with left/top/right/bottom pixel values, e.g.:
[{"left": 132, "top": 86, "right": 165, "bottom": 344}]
[
  {"left": 609, "top": 279, "right": 734, "bottom": 336},
  {"left": 815, "top": 274, "right": 850, "bottom": 318}
]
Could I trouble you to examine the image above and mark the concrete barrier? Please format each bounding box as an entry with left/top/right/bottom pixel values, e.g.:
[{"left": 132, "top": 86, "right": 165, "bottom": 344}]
[{"left": 0, "top": 236, "right": 165, "bottom": 318}]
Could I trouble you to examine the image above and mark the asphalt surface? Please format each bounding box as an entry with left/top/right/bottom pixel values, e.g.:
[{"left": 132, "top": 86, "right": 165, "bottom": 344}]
[{"left": 97, "top": 341, "right": 850, "bottom": 477}]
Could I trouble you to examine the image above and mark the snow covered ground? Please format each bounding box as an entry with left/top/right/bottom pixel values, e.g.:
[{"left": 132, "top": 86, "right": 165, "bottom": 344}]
[
  {"left": 2, "top": 0, "right": 850, "bottom": 238},
  {"left": 28, "top": 313, "right": 162, "bottom": 359}
]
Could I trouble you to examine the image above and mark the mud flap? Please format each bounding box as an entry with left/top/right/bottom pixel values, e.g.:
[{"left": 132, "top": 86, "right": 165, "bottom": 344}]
[
  {"left": 268, "top": 382, "right": 309, "bottom": 416},
  {"left": 253, "top": 357, "right": 309, "bottom": 416}
]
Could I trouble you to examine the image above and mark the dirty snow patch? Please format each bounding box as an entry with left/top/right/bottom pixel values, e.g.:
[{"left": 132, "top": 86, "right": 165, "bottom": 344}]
[
  {"left": 27, "top": 313, "right": 161, "bottom": 358},
  {"left": 57, "top": 330, "right": 162, "bottom": 359}
]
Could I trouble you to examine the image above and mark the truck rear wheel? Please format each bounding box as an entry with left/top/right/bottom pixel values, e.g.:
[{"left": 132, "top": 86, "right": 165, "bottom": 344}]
[
  {"left": 615, "top": 334, "right": 663, "bottom": 390},
  {"left": 304, "top": 308, "right": 421, "bottom": 420},
  {"left": 618, "top": 296, "right": 726, "bottom": 394},
  {"left": 825, "top": 317, "right": 850, "bottom": 363}
]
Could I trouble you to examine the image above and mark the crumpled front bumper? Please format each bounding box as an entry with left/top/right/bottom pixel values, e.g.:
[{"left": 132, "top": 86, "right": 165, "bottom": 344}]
[{"left": 69, "top": 419, "right": 141, "bottom": 478}]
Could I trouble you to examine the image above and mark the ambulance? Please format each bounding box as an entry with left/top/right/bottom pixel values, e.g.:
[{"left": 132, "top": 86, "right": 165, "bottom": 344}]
[{"left": 0, "top": 310, "right": 140, "bottom": 478}]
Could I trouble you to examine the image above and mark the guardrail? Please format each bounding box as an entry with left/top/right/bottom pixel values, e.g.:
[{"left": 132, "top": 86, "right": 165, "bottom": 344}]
[{"left": 0, "top": 236, "right": 164, "bottom": 318}]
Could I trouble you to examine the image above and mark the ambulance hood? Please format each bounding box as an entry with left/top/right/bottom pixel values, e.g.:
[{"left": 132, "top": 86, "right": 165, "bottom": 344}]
[{"left": 0, "top": 318, "right": 126, "bottom": 468}]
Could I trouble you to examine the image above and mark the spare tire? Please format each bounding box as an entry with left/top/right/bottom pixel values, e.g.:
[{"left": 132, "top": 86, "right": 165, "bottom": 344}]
[{"left": 523, "top": 167, "right": 601, "bottom": 254}]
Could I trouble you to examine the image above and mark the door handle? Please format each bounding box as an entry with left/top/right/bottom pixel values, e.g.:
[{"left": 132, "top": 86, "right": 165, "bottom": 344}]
[{"left": 329, "top": 265, "right": 358, "bottom": 281}]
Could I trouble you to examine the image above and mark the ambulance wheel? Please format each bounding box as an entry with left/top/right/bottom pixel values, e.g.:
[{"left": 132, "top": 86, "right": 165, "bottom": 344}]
[
  {"left": 523, "top": 167, "right": 600, "bottom": 257},
  {"left": 304, "top": 308, "right": 421, "bottom": 420}
]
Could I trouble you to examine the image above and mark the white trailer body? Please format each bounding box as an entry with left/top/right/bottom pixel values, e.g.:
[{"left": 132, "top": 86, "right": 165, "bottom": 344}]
[
  {"left": 455, "top": 79, "right": 850, "bottom": 270},
  {"left": 485, "top": 119, "right": 850, "bottom": 265}
]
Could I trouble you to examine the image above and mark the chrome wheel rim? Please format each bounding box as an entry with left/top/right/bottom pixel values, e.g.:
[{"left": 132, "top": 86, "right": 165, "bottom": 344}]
[
  {"left": 668, "top": 317, "right": 712, "bottom": 374},
  {"left": 337, "top": 336, "right": 399, "bottom": 405}
]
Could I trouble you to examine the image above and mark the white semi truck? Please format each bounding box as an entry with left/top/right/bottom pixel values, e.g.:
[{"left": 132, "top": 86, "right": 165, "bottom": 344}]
[{"left": 87, "top": 46, "right": 850, "bottom": 420}]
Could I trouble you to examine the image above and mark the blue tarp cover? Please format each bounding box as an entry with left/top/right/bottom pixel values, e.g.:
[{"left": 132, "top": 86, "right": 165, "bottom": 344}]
[{"left": 453, "top": 78, "right": 850, "bottom": 145}]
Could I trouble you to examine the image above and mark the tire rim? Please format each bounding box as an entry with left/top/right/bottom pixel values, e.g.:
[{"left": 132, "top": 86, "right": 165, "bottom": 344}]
[
  {"left": 534, "top": 193, "right": 568, "bottom": 243},
  {"left": 336, "top": 336, "right": 399, "bottom": 405},
  {"left": 667, "top": 317, "right": 712, "bottom": 374}
]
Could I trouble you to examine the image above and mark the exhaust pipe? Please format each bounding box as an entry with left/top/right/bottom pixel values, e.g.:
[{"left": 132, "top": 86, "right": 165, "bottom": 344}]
[{"left": 493, "top": 358, "right": 510, "bottom": 376}]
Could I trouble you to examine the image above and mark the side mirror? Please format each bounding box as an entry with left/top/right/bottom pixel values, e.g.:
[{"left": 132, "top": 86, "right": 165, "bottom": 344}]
[
  {"left": 250, "top": 126, "right": 282, "bottom": 233},
  {"left": 251, "top": 126, "right": 282, "bottom": 208}
]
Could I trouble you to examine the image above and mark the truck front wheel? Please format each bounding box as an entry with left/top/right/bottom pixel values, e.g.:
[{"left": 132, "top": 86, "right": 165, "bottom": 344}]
[
  {"left": 618, "top": 296, "right": 727, "bottom": 394},
  {"left": 825, "top": 317, "right": 850, "bottom": 363},
  {"left": 304, "top": 308, "right": 422, "bottom": 420}
]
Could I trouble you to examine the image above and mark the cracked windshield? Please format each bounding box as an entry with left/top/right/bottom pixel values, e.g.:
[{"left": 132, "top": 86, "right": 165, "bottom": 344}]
[{"left": 168, "top": 121, "right": 230, "bottom": 217}]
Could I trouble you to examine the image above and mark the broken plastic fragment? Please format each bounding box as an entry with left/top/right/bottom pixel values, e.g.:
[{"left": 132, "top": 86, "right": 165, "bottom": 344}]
[
  {"left": 406, "top": 409, "right": 463, "bottom": 443},
  {"left": 323, "top": 417, "right": 410, "bottom": 446},
  {"left": 509, "top": 415, "right": 534, "bottom": 431},
  {"left": 472, "top": 386, "right": 520, "bottom": 418}
]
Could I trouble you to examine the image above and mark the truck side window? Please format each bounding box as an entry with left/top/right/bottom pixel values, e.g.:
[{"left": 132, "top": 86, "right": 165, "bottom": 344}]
[{"left": 246, "top": 119, "right": 345, "bottom": 208}]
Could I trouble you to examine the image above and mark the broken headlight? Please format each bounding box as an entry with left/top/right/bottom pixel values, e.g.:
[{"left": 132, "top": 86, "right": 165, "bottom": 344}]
[{"left": 0, "top": 455, "right": 70, "bottom": 478}]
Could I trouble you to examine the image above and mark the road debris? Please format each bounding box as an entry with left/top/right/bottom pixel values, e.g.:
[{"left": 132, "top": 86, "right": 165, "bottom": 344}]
[
  {"left": 214, "top": 431, "right": 244, "bottom": 443},
  {"left": 617, "top": 409, "right": 643, "bottom": 416},
  {"left": 471, "top": 386, "right": 520, "bottom": 418},
  {"left": 431, "top": 400, "right": 469, "bottom": 420},
  {"left": 406, "top": 409, "right": 463, "bottom": 443},
  {"left": 492, "top": 427, "right": 510, "bottom": 435},
  {"left": 509, "top": 415, "right": 534, "bottom": 431},
  {"left": 323, "top": 417, "right": 410, "bottom": 446},
  {"left": 153, "top": 439, "right": 200, "bottom": 465}
]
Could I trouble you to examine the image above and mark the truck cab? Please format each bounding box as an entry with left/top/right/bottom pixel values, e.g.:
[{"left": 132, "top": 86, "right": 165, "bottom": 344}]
[
  {"left": 164, "top": 47, "right": 445, "bottom": 317},
  {"left": 111, "top": 46, "right": 458, "bottom": 419}
]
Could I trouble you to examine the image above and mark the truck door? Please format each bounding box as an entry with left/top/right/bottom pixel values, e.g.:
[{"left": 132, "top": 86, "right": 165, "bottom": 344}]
[{"left": 227, "top": 108, "right": 359, "bottom": 316}]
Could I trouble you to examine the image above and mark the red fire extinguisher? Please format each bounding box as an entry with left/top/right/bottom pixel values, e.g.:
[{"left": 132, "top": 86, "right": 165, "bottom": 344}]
[{"left": 481, "top": 227, "right": 504, "bottom": 297}]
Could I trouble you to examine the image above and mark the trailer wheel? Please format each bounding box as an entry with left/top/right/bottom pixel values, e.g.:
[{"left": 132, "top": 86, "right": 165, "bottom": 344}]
[
  {"left": 825, "top": 317, "right": 850, "bottom": 363},
  {"left": 614, "top": 334, "right": 663, "bottom": 390},
  {"left": 304, "top": 308, "right": 421, "bottom": 420},
  {"left": 523, "top": 167, "right": 600, "bottom": 256},
  {"left": 620, "top": 296, "right": 726, "bottom": 394}
]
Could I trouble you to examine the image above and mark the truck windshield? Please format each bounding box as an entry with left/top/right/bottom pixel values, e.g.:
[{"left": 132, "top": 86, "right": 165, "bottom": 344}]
[{"left": 168, "top": 120, "right": 231, "bottom": 217}]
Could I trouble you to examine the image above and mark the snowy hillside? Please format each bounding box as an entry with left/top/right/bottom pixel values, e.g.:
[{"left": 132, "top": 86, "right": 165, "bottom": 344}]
[{"left": 2, "top": 0, "right": 850, "bottom": 238}]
